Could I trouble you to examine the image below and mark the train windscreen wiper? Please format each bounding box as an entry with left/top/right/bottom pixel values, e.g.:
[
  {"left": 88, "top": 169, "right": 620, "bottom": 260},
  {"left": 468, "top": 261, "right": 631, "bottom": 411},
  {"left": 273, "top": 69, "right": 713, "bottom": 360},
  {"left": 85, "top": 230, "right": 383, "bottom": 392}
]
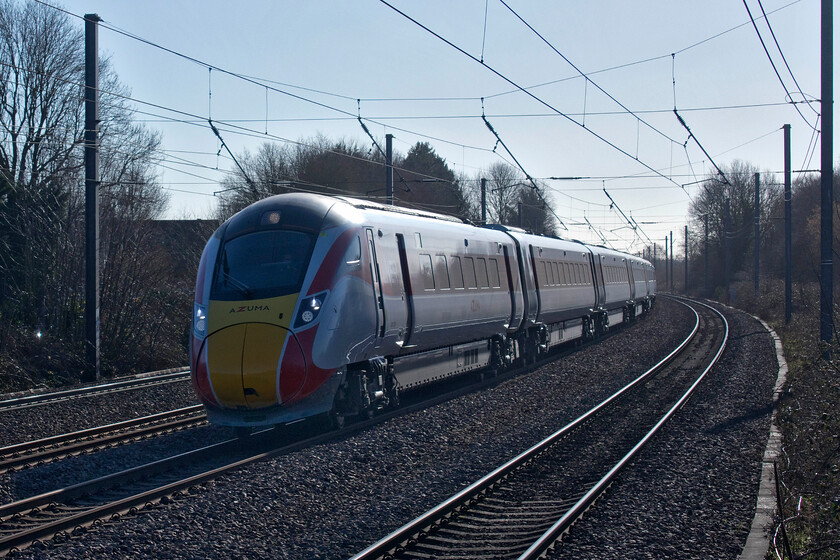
[{"left": 222, "top": 271, "right": 254, "bottom": 299}]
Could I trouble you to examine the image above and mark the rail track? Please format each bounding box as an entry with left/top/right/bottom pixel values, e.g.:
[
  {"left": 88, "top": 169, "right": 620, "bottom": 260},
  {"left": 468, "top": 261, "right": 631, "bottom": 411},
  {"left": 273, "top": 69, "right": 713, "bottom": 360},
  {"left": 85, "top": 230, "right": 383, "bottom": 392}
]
[
  {"left": 0, "top": 300, "right": 697, "bottom": 557},
  {"left": 0, "top": 369, "right": 190, "bottom": 413},
  {"left": 350, "top": 296, "right": 727, "bottom": 560},
  {"left": 0, "top": 427, "right": 276, "bottom": 557},
  {"left": 0, "top": 326, "right": 611, "bottom": 558},
  {"left": 0, "top": 406, "right": 205, "bottom": 475}
]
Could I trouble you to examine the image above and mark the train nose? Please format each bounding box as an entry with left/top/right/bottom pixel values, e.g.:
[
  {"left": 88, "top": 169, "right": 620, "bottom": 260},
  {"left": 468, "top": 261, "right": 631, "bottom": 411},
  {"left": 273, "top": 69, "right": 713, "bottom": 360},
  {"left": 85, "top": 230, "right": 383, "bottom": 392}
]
[{"left": 206, "top": 324, "right": 307, "bottom": 409}]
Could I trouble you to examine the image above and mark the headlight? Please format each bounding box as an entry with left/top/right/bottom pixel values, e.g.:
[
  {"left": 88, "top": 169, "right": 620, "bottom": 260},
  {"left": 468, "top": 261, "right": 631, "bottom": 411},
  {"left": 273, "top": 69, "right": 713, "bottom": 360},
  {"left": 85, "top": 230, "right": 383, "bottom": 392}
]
[
  {"left": 194, "top": 303, "right": 208, "bottom": 339},
  {"left": 295, "top": 292, "right": 326, "bottom": 328}
]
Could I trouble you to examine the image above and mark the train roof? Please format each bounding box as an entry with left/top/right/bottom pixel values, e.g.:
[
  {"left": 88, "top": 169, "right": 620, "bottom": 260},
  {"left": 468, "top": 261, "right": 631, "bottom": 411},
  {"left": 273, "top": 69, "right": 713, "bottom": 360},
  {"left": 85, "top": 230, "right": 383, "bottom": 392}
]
[{"left": 336, "top": 196, "right": 464, "bottom": 224}]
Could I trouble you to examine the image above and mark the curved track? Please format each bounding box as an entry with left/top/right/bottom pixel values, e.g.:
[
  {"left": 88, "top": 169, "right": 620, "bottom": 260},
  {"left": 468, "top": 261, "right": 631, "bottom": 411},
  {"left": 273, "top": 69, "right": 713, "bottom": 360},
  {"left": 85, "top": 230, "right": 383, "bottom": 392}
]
[
  {"left": 0, "top": 301, "right": 696, "bottom": 557},
  {"left": 350, "top": 297, "right": 727, "bottom": 560}
]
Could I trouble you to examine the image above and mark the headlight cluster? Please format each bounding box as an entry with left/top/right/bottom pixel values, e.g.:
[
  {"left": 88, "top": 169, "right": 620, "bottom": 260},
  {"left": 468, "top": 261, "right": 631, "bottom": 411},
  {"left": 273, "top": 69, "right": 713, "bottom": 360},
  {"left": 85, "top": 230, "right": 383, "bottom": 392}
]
[
  {"left": 194, "top": 303, "right": 208, "bottom": 339},
  {"left": 295, "top": 292, "right": 326, "bottom": 328}
]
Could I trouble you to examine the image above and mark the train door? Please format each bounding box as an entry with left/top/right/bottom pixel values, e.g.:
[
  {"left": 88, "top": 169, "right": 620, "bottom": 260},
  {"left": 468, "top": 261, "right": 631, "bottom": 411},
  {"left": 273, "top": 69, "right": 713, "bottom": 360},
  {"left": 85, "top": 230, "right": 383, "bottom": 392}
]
[
  {"left": 527, "top": 245, "right": 541, "bottom": 320},
  {"left": 588, "top": 252, "right": 606, "bottom": 308},
  {"left": 395, "top": 233, "right": 415, "bottom": 348},
  {"left": 502, "top": 246, "right": 519, "bottom": 328},
  {"left": 625, "top": 259, "right": 636, "bottom": 300},
  {"left": 366, "top": 229, "right": 386, "bottom": 344}
]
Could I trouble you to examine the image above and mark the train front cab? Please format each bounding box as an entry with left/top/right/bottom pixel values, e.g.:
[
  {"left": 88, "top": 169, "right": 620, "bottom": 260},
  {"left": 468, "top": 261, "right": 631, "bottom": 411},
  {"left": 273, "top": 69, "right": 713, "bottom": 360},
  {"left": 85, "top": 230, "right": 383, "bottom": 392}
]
[{"left": 191, "top": 195, "right": 355, "bottom": 428}]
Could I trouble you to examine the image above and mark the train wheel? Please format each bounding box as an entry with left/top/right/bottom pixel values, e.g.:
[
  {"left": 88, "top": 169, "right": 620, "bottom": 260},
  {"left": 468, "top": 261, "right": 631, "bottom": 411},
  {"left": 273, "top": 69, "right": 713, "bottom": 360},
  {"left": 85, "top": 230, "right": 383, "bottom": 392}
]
[
  {"left": 489, "top": 338, "right": 504, "bottom": 374},
  {"left": 328, "top": 410, "right": 346, "bottom": 430},
  {"left": 582, "top": 317, "right": 594, "bottom": 342}
]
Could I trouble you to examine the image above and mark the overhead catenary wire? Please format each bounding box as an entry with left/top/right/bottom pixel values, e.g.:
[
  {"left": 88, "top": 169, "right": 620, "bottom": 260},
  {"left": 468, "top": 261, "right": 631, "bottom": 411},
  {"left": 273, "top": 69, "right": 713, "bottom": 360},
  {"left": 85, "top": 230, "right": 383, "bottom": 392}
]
[
  {"left": 673, "top": 109, "right": 729, "bottom": 185},
  {"left": 24, "top": 0, "right": 813, "bottom": 252},
  {"left": 498, "top": 0, "right": 682, "bottom": 147},
  {"left": 361, "top": 0, "right": 806, "bottom": 105},
  {"left": 603, "top": 187, "right": 653, "bottom": 244},
  {"left": 377, "top": 0, "right": 685, "bottom": 194},
  {"left": 0, "top": 58, "right": 796, "bottom": 244},
  {"left": 481, "top": 110, "right": 569, "bottom": 231},
  {"left": 24, "top": 4, "right": 506, "bottom": 171},
  {"left": 19, "top": 3, "right": 811, "bottom": 185},
  {"left": 755, "top": 0, "right": 819, "bottom": 115},
  {"left": 126, "top": 99, "right": 815, "bottom": 126},
  {"left": 33, "top": 0, "right": 816, "bottom": 145},
  {"left": 742, "top": 0, "right": 820, "bottom": 132}
]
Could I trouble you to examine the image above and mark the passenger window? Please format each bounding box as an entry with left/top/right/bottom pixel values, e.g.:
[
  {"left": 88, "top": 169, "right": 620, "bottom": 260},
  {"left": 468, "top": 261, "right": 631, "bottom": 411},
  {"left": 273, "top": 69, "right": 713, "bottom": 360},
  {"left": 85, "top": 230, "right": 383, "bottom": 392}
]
[
  {"left": 450, "top": 256, "right": 464, "bottom": 289},
  {"left": 564, "top": 263, "right": 571, "bottom": 285},
  {"left": 420, "top": 254, "right": 435, "bottom": 290},
  {"left": 488, "top": 259, "right": 501, "bottom": 288},
  {"left": 463, "top": 257, "right": 477, "bottom": 289},
  {"left": 435, "top": 255, "right": 450, "bottom": 289},
  {"left": 539, "top": 261, "right": 547, "bottom": 287},
  {"left": 476, "top": 258, "right": 489, "bottom": 288}
]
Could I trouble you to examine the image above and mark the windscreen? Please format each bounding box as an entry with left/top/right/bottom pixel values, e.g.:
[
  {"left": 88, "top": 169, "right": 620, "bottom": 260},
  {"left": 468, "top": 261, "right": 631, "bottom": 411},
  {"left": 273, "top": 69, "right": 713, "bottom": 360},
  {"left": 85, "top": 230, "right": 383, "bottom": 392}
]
[{"left": 211, "top": 230, "right": 315, "bottom": 300}]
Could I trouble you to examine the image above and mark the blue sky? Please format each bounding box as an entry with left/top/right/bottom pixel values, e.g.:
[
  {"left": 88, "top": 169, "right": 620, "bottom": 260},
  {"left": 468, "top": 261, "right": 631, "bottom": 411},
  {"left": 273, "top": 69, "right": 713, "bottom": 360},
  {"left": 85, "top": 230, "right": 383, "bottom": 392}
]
[{"left": 58, "top": 0, "right": 832, "bottom": 253}]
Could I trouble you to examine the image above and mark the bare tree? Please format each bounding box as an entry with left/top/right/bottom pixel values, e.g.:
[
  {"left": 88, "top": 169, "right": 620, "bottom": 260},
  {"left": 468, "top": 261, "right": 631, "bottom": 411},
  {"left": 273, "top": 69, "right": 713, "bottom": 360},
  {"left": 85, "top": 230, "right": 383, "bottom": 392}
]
[
  {"left": 0, "top": 0, "right": 169, "bottom": 380},
  {"left": 687, "top": 161, "right": 781, "bottom": 294},
  {"left": 485, "top": 162, "right": 521, "bottom": 225},
  {"left": 0, "top": 0, "right": 84, "bottom": 332}
]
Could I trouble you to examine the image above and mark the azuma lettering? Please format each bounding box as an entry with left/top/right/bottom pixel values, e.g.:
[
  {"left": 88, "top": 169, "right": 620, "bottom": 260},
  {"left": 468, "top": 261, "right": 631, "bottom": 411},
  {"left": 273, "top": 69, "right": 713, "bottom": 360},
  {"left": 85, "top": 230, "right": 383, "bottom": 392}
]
[{"left": 229, "top": 305, "right": 270, "bottom": 313}]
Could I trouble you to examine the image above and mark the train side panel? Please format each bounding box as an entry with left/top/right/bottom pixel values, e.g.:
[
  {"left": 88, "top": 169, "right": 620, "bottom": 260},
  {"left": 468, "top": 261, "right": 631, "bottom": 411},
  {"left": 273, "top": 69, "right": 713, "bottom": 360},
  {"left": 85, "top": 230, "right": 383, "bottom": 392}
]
[{"left": 372, "top": 214, "right": 522, "bottom": 353}]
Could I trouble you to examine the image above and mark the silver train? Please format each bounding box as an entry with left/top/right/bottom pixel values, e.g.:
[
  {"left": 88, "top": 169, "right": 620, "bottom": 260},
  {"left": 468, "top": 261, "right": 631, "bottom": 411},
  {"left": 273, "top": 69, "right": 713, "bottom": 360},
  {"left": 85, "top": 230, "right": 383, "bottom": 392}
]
[{"left": 190, "top": 193, "right": 656, "bottom": 428}]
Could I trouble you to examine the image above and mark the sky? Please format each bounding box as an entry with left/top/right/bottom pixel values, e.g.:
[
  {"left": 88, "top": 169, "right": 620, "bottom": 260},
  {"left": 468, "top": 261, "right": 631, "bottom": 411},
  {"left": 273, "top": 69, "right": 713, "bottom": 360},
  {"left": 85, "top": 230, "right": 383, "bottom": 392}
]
[{"left": 56, "top": 0, "right": 834, "bottom": 254}]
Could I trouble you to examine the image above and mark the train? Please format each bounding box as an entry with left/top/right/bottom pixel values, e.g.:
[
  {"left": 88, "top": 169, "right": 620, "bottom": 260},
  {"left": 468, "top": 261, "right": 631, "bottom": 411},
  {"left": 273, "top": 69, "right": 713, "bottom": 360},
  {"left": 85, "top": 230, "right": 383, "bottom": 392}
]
[{"left": 190, "top": 193, "right": 656, "bottom": 431}]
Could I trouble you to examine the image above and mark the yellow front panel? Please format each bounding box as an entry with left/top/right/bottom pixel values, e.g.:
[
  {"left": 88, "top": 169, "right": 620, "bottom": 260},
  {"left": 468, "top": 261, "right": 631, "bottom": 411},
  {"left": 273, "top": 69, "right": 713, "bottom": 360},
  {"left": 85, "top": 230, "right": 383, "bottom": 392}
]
[
  {"left": 206, "top": 324, "right": 247, "bottom": 408},
  {"left": 242, "top": 324, "right": 287, "bottom": 409}
]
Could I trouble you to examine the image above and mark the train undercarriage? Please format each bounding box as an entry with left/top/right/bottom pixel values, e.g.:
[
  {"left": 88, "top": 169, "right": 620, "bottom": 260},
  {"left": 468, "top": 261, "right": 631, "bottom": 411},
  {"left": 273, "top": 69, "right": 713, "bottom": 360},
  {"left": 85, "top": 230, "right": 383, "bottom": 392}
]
[{"left": 329, "top": 299, "right": 654, "bottom": 427}]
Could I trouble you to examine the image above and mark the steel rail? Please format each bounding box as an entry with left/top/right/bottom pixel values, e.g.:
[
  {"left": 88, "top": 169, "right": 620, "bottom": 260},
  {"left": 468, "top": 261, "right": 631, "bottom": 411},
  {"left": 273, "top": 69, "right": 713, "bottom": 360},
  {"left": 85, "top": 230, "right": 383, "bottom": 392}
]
[
  {"left": 0, "top": 315, "right": 637, "bottom": 557},
  {"left": 349, "top": 300, "right": 704, "bottom": 560},
  {"left": 0, "top": 358, "right": 533, "bottom": 556},
  {"left": 0, "top": 406, "right": 205, "bottom": 473},
  {"left": 0, "top": 432, "right": 258, "bottom": 556},
  {"left": 0, "top": 369, "right": 190, "bottom": 411},
  {"left": 0, "top": 304, "right": 673, "bottom": 556},
  {"left": 518, "top": 297, "right": 728, "bottom": 559}
]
